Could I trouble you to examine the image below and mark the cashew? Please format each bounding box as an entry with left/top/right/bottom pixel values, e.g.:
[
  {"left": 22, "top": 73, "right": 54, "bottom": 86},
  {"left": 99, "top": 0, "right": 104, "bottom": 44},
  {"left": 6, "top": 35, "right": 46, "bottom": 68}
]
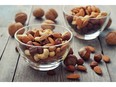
[
  {"left": 34, "top": 54, "right": 40, "bottom": 61},
  {"left": 37, "top": 54, "right": 48, "bottom": 59},
  {"left": 49, "top": 51, "right": 55, "bottom": 57},
  {"left": 24, "top": 50, "right": 31, "bottom": 56},
  {"left": 43, "top": 49, "right": 49, "bottom": 56}
]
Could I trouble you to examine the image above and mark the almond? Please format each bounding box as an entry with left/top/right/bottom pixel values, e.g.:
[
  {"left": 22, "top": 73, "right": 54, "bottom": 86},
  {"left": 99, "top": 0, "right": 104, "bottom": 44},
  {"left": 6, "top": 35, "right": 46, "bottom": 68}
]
[
  {"left": 52, "top": 32, "right": 62, "bottom": 38},
  {"left": 66, "top": 65, "right": 76, "bottom": 72},
  {"left": 48, "top": 37, "right": 55, "bottom": 45},
  {"left": 93, "top": 66, "right": 102, "bottom": 75},
  {"left": 85, "top": 46, "right": 95, "bottom": 53},
  {"left": 90, "top": 61, "right": 98, "bottom": 68},
  {"left": 76, "top": 65, "right": 87, "bottom": 72},
  {"left": 102, "top": 55, "right": 110, "bottom": 63},
  {"left": 94, "top": 54, "right": 102, "bottom": 62},
  {"left": 66, "top": 73, "right": 80, "bottom": 80}
]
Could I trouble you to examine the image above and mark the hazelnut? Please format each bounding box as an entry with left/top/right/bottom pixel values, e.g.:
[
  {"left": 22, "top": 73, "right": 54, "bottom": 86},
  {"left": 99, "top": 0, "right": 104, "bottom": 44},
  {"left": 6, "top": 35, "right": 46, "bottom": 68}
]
[
  {"left": 8, "top": 22, "right": 23, "bottom": 37},
  {"left": 77, "top": 58, "right": 84, "bottom": 65},
  {"left": 33, "top": 8, "right": 44, "bottom": 18},
  {"left": 105, "top": 31, "right": 116, "bottom": 45},
  {"left": 90, "top": 61, "right": 98, "bottom": 68},
  {"left": 94, "top": 54, "right": 102, "bottom": 62},
  {"left": 45, "top": 8, "right": 58, "bottom": 21},
  {"left": 78, "top": 47, "right": 91, "bottom": 61},
  {"left": 41, "top": 20, "right": 55, "bottom": 30},
  {"left": 15, "top": 12, "right": 27, "bottom": 24}
]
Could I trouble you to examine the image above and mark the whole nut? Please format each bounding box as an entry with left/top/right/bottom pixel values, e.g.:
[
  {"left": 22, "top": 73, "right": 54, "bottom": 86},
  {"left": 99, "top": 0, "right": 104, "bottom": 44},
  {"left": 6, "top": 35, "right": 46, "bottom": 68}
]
[
  {"left": 34, "top": 30, "right": 40, "bottom": 37},
  {"left": 8, "top": 22, "right": 23, "bottom": 37},
  {"left": 49, "top": 46, "right": 56, "bottom": 52},
  {"left": 105, "top": 31, "right": 116, "bottom": 45},
  {"left": 37, "top": 54, "right": 48, "bottom": 59},
  {"left": 52, "top": 32, "right": 62, "bottom": 38},
  {"left": 33, "top": 8, "right": 44, "bottom": 18},
  {"left": 48, "top": 37, "right": 55, "bottom": 45},
  {"left": 85, "top": 46, "right": 95, "bottom": 53},
  {"left": 76, "top": 65, "right": 87, "bottom": 72},
  {"left": 66, "top": 65, "right": 76, "bottom": 72},
  {"left": 27, "top": 34, "right": 34, "bottom": 41},
  {"left": 32, "top": 42, "right": 41, "bottom": 46},
  {"left": 62, "top": 32, "right": 71, "bottom": 41},
  {"left": 49, "top": 51, "right": 55, "bottom": 57},
  {"left": 55, "top": 47, "right": 61, "bottom": 53},
  {"left": 55, "top": 38, "right": 62, "bottom": 45},
  {"left": 94, "top": 54, "right": 102, "bottom": 62},
  {"left": 24, "top": 50, "right": 31, "bottom": 56},
  {"left": 93, "top": 66, "right": 102, "bottom": 75},
  {"left": 45, "top": 8, "right": 58, "bottom": 21},
  {"left": 90, "top": 61, "right": 98, "bottom": 68},
  {"left": 41, "top": 20, "right": 55, "bottom": 30},
  {"left": 102, "top": 55, "right": 110, "bottom": 63},
  {"left": 66, "top": 73, "right": 80, "bottom": 80},
  {"left": 64, "top": 54, "right": 78, "bottom": 66},
  {"left": 34, "top": 54, "right": 40, "bottom": 61},
  {"left": 15, "top": 12, "right": 27, "bottom": 24},
  {"left": 77, "top": 58, "right": 84, "bottom": 65}
]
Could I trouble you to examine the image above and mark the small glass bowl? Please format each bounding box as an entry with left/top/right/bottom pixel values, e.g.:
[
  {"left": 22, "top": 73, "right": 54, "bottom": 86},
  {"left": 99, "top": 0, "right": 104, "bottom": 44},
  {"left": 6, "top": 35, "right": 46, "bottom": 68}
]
[
  {"left": 63, "top": 5, "right": 111, "bottom": 40},
  {"left": 14, "top": 24, "right": 73, "bottom": 71}
]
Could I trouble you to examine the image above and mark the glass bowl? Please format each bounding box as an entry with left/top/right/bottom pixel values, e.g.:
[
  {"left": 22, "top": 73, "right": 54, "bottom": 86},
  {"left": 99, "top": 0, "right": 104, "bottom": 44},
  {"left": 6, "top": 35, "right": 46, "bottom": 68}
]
[
  {"left": 14, "top": 24, "right": 73, "bottom": 71},
  {"left": 63, "top": 5, "right": 111, "bottom": 40}
]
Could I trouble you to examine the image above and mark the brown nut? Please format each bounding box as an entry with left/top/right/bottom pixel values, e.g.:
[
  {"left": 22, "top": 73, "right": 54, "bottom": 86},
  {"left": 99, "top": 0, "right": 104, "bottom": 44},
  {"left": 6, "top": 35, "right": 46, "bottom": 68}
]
[
  {"left": 54, "top": 38, "right": 62, "bottom": 45},
  {"left": 93, "top": 66, "right": 102, "bottom": 75},
  {"left": 66, "top": 65, "right": 76, "bottom": 72},
  {"left": 15, "top": 12, "right": 27, "bottom": 24},
  {"left": 90, "top": 61, "right": 98, "bottom": 69},
  {"left": 64, "top": 54, "right": 78, "bottom": 66},
  {"left": 62, "top": 32, "right": 71, "bottom": 41},
  {"left": 8, "top": 22, "right": 23, "bottom": 37},
  {"left": 45, "top": 8, "right": 58, "bottom": 21},
  {"left": 33, "top": 8, "right": 44, "bottom": 18},
  {"left": 52, "top": 32, "right": 62, "bottom": 38},
  {"left": 32, "top": 42, "right": 41, "bottom": 46},
  {"left": 105, "top": 31, "right": 116, "bottom": 45},
  {"left": 102, "top": 55, "right": 110, "bottom": 63},
  {"left": 76, "top": 65, "right": 87, "bottom": 72},
  {"left": 66, "top": 73, "right": 80, "bottom": 80},
  {"left": 77, "top": 58, "right": 84, "bottom": 65},
  {"left": 85, "top": 46, "right": 95, "bottom": 53},
  {"left": 48, "top": 37, "right": 55, "bottom": 45},
  {"left": 17, "top": 35, "right": 31, "bottom": 43},
  {"left": 49, "top": 46, "right": 56, "bottom": 52},
  {"left": 94, "top": 54, "right": 102, "bottom": 62},
  {"left": 78, "top": 47, "right": 91, "bottom": 61},
  {"left": 41, "top": 20, "right": 55, "bottom": 30}
]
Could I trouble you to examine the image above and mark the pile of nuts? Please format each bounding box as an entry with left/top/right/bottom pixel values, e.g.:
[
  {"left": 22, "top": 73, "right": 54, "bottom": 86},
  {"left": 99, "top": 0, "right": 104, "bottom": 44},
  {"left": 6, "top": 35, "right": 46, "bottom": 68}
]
[
  {"left": 17, "top": 28, "right": 71, "bottom": 63},
  {"left": 66, "top": 5, "right": 112, "bottom": 34}
]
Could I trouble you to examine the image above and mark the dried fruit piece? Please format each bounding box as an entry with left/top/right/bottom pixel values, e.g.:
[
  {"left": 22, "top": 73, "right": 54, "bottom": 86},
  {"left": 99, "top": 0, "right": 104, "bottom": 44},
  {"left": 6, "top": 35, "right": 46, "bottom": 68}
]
[
  {"left": 93, "top": 66, "right": 102, "bottom": 75},
  {"left": 66, "top": 65, "right": 76, "bottom": 72},
  {"left": 76, "top": 65, "right": 87, "bottom": 72},
  {"left": 77, "top": 58, "right": 84, "bottom": 65},
  {"left": 47, "top": 70, "right": 56, "bottom": 76},
  {"left": 94, "top": 54, "right": 102, "bottom": 62},
  {"left": 64, "top": 54, "right": 78, "bottom": 66},
  {"left": 33, "top": 8, "right": 44, "bottom": 18},
  {"left": 102, "top": 55, "right": 110, "bottom": 63},
  {"left": 90, "top": 61, "right": 98, "bottom": 68},
  {"left": 66, "top": 73, "right": 80, "bottom": 80},
  {"left": 85, "top": 46, "right": 95, "bottom": 53}
]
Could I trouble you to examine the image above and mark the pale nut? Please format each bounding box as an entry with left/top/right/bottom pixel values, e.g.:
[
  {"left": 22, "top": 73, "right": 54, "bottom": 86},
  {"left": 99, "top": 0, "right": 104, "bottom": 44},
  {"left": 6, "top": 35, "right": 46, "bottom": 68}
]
[
  {"left": 45, "top": 8, "right": 58, "bottom": 21},
  {"left": 34, "top": 54, "right": 40, "bottom": 61},
  {"left": 56, "top": 47, "right": 61, "bottom": 53},
  {"left": 43, "top": 29, "right": 53, "bottom": 35},
  {"left": 90, "top": 12, "right": 99, "bottom": 18},
  {"left": 43, "top": 49, "right": 49, "bottom": 56},
  {"left": 33, "top": 8, "right": 44, "bottom": 18},
  {"left": 34, "top": 34, "right": 49, "bottom": 42},
  {"left": 8, "top": 22, "right": 23, "bottom": 37},
  {"left": 15, "top": 12, "right": 27, "bottom": 24},
  {"left": 49, "top": 46, "right": 56, "bottom": 52},
  {"left": 49, "top": 51, "right": 55, "bottom": 57},
  {"left": 37, "top": 54, "right": 48, "bottom": 59},
  {"left": 24, "top": 50, "right": 31, "bottom": 56},
  {"left": 76, "top": 17, "right": 83, "bottom": 29}
]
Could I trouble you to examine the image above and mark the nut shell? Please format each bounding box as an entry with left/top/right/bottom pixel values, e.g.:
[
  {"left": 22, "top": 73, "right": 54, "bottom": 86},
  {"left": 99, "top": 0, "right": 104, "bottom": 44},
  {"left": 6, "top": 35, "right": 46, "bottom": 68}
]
[
  {"left": 33, "top": 8, "right": 44, "bottom": 18},
  {"left": 15, "top": 12, "right": 27, "bottom": 24}
]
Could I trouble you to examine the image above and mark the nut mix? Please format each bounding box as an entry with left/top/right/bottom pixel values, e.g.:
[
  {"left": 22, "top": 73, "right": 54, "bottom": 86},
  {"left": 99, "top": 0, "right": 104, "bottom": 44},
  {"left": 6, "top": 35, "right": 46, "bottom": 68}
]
[
  {"left": 66, "top": 5, "right": 111, "bottom": 34},
  {"left": 16, "top": 28, "right": 71, "bottom": 63}
]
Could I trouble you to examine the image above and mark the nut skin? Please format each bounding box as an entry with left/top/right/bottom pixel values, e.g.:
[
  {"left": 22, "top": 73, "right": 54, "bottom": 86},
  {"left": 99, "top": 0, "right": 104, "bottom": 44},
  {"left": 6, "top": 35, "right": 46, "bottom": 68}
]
[
  {"left": 45, "top": 8, "right": 58, "bottom": 21},
  {"left": 8, "top": 22, "right": 23, "bottom": 37},
  {"left": 33, "top": 8, "right": 44, "bottom": 18},
  {"left": 90, "top": 61, "right": 98, "bottom": 69},
  {"left": 93, "top": 66, "right": 102, "bottom": 75},
  {"left": 102, "top": 55, "right": 110, "bottom": 63},
  {"left": 105, "top": 31, "right": 116, "bottom": 45},
  {"left": 15, "top": 12, "right": 27, "bottom": 24},
  {"left": 66, "top": 73, "right": 80, "bottom": 80},
  {"left": 94, "top": 54, "right": 102, "bottom": 62}
]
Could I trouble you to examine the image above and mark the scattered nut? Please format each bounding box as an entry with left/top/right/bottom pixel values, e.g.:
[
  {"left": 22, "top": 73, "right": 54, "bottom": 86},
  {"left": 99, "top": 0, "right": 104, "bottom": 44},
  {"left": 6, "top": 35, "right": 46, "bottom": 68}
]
[
  {"left": 102, "top": 55, "right": 110, "bottom": 63},
  {"left": 94, "top": 54, "right": 102, "bottom": 62},
  {"left": 90, "top": 61, "right": 98, "bottom": 68},
  {"left": 66, "top": 65, "right": 76, "bottom": 72},
  {"left": 45, "top": 8, "right": 58, "bottom": 21},
  {"left": 33, "top": 8, "right": 44, "bottom": 18},
  {"left": 8, "top": 22, "right": 23, "bottom": 37},
  {"left": 66, "top": 73, "right": 80, "bottom": 80},
  {"left": 77, "top": 58, "right": 84, "bottom": 65},
  {"left": 85, "top": 46, "right": 95, "bottom": 53},
  {"left": 93, "top": 66, "right": 102, "bottom": 75},
  {"left": 15, "top": 12, "right": 27, "bottom": 24},
  {"left": 105, "top": 31, "right": 116, "bottom": 45},
  {"left": 76, "top": 65, "right": 87, "bottom": 72}
]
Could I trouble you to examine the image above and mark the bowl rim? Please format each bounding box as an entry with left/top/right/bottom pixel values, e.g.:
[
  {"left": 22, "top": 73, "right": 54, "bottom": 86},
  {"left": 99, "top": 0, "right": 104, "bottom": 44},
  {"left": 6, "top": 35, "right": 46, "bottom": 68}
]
[
  {"left": 63, "top": 5, "right": 111, "bottom": 19},
  {"left": 14, "top": 24, "right": 73, "bottom": 48}
]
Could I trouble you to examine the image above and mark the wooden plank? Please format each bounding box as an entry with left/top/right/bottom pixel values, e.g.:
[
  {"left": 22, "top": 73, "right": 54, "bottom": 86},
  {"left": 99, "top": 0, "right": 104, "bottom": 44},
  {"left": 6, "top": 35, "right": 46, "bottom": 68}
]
[
  {"left": 99, "top": 5, "right": 116, "bottom": 82},
  {"left": 0, "top": 6, "right": 32, "bottom": 82},
  {"left": 14, "top": 5, "right": 110, "bottom": 82}
]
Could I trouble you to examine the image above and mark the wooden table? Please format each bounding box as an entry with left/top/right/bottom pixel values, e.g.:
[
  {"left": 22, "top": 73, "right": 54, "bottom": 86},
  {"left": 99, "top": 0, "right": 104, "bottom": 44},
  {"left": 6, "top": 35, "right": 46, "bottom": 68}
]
[{"left": 0, "top": 5, "right": 116, "bottom": 82}]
